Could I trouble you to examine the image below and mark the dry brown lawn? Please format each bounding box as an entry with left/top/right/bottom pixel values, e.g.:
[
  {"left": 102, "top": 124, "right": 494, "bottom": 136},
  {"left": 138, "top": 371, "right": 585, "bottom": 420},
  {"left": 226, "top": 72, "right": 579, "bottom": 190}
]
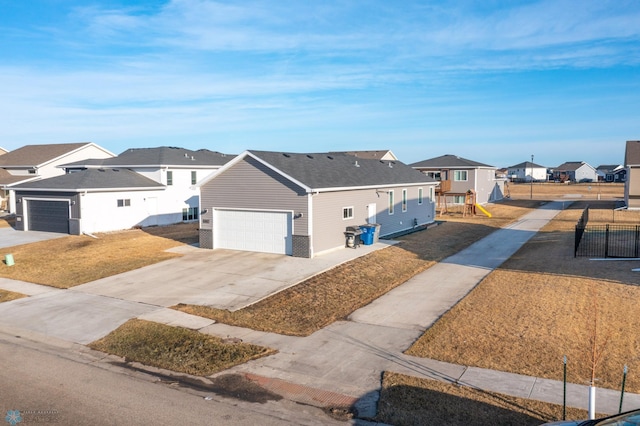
[
  {"left": 0, "top": 289, "right": 27, "bottom": 303},
  {"left": 89, "top": 319, "right": 275, "bottom": 376},
  {"left": 508, "top": 181, "right": 624, "bottom": 200},
  {"left": 376, "top": 372, "right": 593, "bottom": 426},
  {"left": 407, "top": 200, "right": 640, "bottom": 393},
  {"left": 0, "top": 223, "right": 198, "bottom": 288},
  {"left": 174, "top": 201, "right": 540, "bottom": 336},
  {"left": 0, "top": 216, "right": 14, "bottom": 228}
]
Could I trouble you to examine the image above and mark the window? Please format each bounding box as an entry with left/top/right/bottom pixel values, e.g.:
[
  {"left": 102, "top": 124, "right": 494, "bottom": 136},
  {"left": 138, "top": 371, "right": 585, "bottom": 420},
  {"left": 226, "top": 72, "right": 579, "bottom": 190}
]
[
  {"left": 453, "top": 195, "right": 465, "bottom": 204},
  {"left": 167, "top": 171, "right": 173, "bottom": 186},
  {"left": 418, "top": 188, "right": 423, "bottom": 205},
  {"left": 429, "top": 186, "right": 434, "bottom": 201},
  {"left": 191, "top": 171, "right": 197, "bottom": 185},
  {"left": 117, "top": 199, "right": 131, "bottom": 207},
  {"left": 453, "top": 170, "right": 468, "bottom": 181},
  {"left": 388, "top": 190, "right": 394, "bottom": 214},
  {"left": 342, "top": 206, "right": 354, "bottom": 220},
  {"left": 402, "top": 189, "right": 408, "bottom": 212},
  {"left": 182, "top": 207, "right": 198, "bottom": 221}
]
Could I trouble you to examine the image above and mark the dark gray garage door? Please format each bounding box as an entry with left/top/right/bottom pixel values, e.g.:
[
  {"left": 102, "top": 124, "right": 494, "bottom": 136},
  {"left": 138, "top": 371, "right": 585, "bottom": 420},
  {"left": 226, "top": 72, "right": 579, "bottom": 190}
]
[{"left": 27, "top": 200, "right": 70, "bottom": 233}]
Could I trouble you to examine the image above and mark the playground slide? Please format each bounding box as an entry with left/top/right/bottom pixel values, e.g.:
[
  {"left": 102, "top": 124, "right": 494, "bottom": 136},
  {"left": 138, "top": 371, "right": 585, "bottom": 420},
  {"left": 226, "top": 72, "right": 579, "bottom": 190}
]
[{"left": 475, "top": 203, "right": 492, "bottom": 218}]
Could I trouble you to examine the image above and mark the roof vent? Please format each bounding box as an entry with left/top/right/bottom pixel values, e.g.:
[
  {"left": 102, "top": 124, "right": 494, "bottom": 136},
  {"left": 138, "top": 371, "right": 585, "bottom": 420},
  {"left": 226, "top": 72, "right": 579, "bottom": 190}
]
[
  {"left": 354, "top": 160, "right": 360, "bottom": 167},
  {"left": 307, "top": 154, "right": 314, "bottom": 159},
  {"left": 388, "top": 162, "right": 393, "bottom": 168},
  {"left": 327, "top": 155, "right": 334, "bottom": 160},
  {"left": 191, "top": 156, "right": 195, "bottom": 160},
  {"left": 283, "top": 153, "right": 291, "bottom": 158},
  {"left": 184, "top": 153, "right": 188, "bottom": 157}
]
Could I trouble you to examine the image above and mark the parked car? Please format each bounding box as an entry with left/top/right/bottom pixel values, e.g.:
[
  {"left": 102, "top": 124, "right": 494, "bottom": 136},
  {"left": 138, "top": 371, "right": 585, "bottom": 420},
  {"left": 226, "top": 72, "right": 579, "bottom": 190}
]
[{"left": 541, "top": 408, "right": 640, "bottom": 425}]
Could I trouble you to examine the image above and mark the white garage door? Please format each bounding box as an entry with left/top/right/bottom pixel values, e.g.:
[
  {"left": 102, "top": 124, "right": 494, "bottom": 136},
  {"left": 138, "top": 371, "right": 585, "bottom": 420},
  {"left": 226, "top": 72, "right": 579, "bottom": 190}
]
[{"left": 214, "top": 210, "right": 293, "bottom": 255}]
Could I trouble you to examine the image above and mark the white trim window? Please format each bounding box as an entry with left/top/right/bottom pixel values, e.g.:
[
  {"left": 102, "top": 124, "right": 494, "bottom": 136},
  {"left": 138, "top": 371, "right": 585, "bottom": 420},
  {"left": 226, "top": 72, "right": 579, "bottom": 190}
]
[
  {"left": 117, "top": 199, "right": 131, "bottom": 207},
  {"left": 167, "top": 170, "right": 173, "bottom": 186},
  {"left": 453, "top": 195, "right": 465, "bottom": 204},
  {"left": 191, "top": 171, "right": 197, "bottom": 185},
  {"left": 388, "top": 190, "right": 394, "bottom": 214},
  {"left": 402, "top": 189, "right": 408, "bottom": 212},
  {"left": 453, "top": 170, "right": 468, "bottom": 181},
  {"left": 342, "top": 206, "right": 354, "bottom": 220},
  {"left": 418, "top": 188, "right": 423, "bottom": 205}
]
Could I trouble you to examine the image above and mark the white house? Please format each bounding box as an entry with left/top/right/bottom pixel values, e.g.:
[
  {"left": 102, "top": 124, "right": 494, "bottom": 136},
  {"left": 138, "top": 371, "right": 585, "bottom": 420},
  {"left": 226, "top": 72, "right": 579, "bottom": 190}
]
[
  {"left": 0, "top": 143, "right": 115, "bottom": 213},
  {"left": 12, "top": 147, "right": 234, "bottom": 234},
  {"left": 506, "top": 161, "right": 547, "bottom": 182}
]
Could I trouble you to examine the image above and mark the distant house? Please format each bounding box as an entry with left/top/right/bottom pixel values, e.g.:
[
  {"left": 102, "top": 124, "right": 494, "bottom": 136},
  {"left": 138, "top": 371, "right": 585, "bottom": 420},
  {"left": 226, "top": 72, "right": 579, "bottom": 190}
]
[
  {"left": 410, "top": 154, "right": 505, "bottom": 205},
  {"left": 0, "top": 147, "right": 7, "bottom": 155},
  {"left": 506, "top": 161, "right": 547, "bottom": 182},
  {"left": 624, "top": 141, "right": 640, "bottom": 210},
  {"left": 596, "top": 164, "right": 626, "bottom": 183},
  {"left": 0, "top": 143, "right": 115, "bottom": 214},
  {"left": 12, "top": 147, "right": 233, "bottom": 234},
  {"left": 198, "top": 150, "right": 438, "bottom": 258},
  {"left": 552, "top": 161, "right": 598, "bottom": 183}
]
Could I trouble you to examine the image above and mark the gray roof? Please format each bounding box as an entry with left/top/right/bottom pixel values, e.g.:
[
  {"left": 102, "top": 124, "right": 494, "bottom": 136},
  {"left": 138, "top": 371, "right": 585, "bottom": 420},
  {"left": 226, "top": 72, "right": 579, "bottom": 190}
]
[
  {"left": 12, "top": 168, "right": 164, "bottom": 192},
  {"left": 62, "top": 146, "right": 234, "bottom": 168},
  {"left": 246, "top": 150, "right": 436, "bottom": 190},
  {"left": 410, "top": 154, "right": 494, "bottom": 169},
  {"left": 508, "top": 161, "right": 545, "bottom": 169},
  {"left": 555, "top": 161, "right": 587, "bottom": 171},
  {"left": 0, "top": 143, "right": 93, "bottom": 168},
  {"left": 596, "top": 164, "right": 623, "bottom": 172},
  {"left": 330, "top": 150, "right": 398, "bottom": 161},
  {"left": 625, "top": 141, "right": 640, "bottom": 166}
]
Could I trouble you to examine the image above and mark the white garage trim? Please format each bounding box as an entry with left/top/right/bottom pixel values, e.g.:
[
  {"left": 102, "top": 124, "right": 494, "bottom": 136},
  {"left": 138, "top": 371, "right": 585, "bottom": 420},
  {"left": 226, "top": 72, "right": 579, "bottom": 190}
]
[
  {"left": 213, "top": 208, "right": 293, "bottom": 255},
  {"left": 23, "top": 197, "right": 71, "bottom": 233}
]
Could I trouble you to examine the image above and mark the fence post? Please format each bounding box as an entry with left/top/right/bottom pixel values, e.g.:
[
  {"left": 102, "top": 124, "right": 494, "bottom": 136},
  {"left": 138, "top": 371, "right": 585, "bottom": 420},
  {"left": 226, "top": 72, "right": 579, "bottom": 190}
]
[
  {"left": 605, "top": 224, "right": 609, "bottom": 258},
  {"left": 635, "top": 226, "right": 639, "bottom": 259}
]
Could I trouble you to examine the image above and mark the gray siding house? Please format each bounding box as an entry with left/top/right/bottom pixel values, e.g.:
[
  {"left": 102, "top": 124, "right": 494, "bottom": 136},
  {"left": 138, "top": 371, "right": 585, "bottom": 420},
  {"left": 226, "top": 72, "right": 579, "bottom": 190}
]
[
  {"left": 410, "top": 154, "right": 505, "bottom": 205},
  {"left": 198, "top": 150, "right": 438, "bottom": 258}
]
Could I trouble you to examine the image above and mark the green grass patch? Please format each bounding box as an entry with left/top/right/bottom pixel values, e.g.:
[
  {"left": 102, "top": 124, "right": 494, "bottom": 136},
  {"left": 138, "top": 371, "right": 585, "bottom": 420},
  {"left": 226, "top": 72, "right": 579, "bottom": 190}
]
[{"left": 89, "top": 319, "right": 276, "bottom": 376}]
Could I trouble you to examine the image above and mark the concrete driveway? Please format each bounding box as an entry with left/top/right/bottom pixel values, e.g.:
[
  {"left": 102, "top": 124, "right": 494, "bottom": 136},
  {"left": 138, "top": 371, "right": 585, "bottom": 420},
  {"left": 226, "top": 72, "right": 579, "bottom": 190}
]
[
  {"left": 0, "top": 240, "right": 390, "bottom": 344},
  {"left": 74, "top": 242, "right": 391, "bottom": 311},
  {"left": 0, "top": 226, "right": 67, "bottom": 249}
]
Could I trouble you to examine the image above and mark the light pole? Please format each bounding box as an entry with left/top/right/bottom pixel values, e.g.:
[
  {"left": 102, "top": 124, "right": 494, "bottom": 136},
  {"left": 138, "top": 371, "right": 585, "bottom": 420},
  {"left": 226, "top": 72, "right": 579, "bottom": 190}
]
[{"left": 530, "top": 154, "right": 534, "bottom": 200}]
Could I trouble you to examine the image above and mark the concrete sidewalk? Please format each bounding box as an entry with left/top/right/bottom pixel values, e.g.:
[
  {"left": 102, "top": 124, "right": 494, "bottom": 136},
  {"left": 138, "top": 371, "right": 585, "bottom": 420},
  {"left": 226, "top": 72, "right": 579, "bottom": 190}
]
[{"left": 214, "top": 200, "right": 640, "bottom": 418}]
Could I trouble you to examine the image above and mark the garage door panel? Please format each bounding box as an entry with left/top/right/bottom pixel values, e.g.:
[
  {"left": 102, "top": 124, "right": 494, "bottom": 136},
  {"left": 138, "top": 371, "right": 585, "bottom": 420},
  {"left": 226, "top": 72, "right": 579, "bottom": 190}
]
[
  {"left": 214, "top": 210, "right": 292, "bottom": 255},
  {"left": 27, "top": 200, "right": 70, "bottom": 233}
]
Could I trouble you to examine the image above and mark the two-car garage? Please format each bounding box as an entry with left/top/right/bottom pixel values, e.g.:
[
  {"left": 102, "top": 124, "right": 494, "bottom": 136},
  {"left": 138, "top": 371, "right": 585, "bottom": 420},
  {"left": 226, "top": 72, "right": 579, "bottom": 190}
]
[{"left": 213, "top": 209, "right": 293, "bottom": 255}]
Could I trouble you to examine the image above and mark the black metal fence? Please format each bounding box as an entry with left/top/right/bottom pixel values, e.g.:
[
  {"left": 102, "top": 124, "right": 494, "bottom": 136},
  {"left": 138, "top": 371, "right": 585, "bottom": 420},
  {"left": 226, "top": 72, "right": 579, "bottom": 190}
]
[
  {"left": 575, "top": 223, "right": 640, "bottom": 258},
  {"left": 574, "top": 206, "right": 589, "bottom": 257}
]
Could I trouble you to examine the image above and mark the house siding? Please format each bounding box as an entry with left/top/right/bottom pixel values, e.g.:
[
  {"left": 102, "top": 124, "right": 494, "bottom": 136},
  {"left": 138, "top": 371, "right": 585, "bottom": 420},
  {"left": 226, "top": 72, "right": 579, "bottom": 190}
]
[
  {"left": 199, "top": 156, "right": 309, "bottom": 253},
  {"left": 627, "top": 167, "right": 640, "bottom": 209},
  {"left": 312, "top": 185, "right": 436, "bottom": 254}
]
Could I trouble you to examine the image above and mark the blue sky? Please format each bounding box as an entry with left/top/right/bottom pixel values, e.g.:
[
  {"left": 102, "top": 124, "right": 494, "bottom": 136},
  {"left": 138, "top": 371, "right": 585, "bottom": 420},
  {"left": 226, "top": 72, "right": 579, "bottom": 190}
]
[{"left": 1, "top": 0, "right": 639, "bottom": 168}]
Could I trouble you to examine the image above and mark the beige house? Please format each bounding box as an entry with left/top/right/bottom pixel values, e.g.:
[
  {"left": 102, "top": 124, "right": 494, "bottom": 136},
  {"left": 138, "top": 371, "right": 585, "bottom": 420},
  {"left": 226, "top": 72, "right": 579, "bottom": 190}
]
[{"left": 624, "top": 140, "right": 640, "bottom": 209}]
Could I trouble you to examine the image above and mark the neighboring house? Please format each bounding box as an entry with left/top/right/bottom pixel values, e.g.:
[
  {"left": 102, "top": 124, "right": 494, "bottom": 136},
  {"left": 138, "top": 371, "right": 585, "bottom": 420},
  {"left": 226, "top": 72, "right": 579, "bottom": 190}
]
[
  {"left": 12, "top": 147, "right": 234, "bottom": 234},
  {"left": 332, "top": 150, "right": 399, "bottom": 161},
  {"left": 596, "top": 164, "right": 626, "bottom": 183},
  {"left": 198, "top": 150, "right": 438, "bottom": 258},
  {"left": 624, "top": 141, "right": 640, "bottom": 210},
  {"left": 410, "top": 154, "right": 505, "bottom": 205},
  {"left": 506, "top": 161, "right": 547, "bottom": 182},
  {"left": 0, "top": 143, "right": 115, "bottom": 214},
  {"left": 552, "top": 161, "right": 598, "bottom": 183},
  {"left": 0, "top": 147, "right": 7, "bottom": 155}
]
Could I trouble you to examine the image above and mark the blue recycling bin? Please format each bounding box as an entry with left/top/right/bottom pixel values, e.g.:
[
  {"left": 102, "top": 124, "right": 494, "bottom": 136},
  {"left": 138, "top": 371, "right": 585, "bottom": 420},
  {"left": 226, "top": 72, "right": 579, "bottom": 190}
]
[{"left": 359, "top": 225, "right": 374, "bottom": 245}]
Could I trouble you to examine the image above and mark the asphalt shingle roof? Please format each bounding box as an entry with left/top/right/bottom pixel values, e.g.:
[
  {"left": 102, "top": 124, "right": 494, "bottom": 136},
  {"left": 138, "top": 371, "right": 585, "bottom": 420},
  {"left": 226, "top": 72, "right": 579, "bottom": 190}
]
[
  {"left": 555, "top": 161, "right": 585, "bottom": 171},
  {"left": 410, "top": 154, "right": 494, "bottom": 169},
  {"left": 12, "top": 168, "right": 164, "bottom": 191},
  {"left": 248, "top": 150, "right": 435, "bottom": 189},
  {"left": 112, "top": 147, "right": 234, "bottom": 167},
  {"left": 0, "top": 143, "right": 90, "bottom": 167},
  {"left": 508, "top": 161, "right": 545, "bottom": 169},
  {"left": 625, "top": 141, "right": 640, "bottom": 166}
]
